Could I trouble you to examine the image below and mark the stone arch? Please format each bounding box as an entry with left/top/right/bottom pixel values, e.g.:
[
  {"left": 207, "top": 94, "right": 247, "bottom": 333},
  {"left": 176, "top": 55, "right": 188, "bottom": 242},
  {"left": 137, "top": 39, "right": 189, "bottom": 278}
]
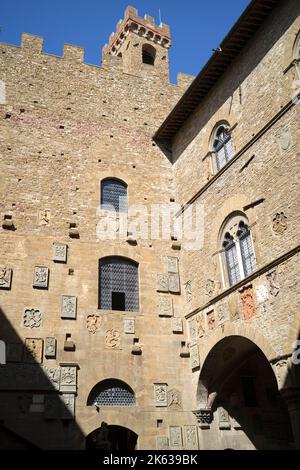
[
  {"left": 195, "top": 332, "right": 293, "bottom": 449},
  {"left": 87, "top": 378, "right": 135, "bottom": 407}
]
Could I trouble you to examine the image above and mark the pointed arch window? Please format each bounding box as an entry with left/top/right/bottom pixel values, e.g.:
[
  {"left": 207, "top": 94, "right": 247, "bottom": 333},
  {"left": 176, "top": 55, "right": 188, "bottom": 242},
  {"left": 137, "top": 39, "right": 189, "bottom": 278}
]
[
  {"left": 101, "top": 178, "right": 127, "bottom": 213},
  {"left": 99, "top": 257, "right": 139, "bottom": 312},
  {"left": 221, "top": 215, "right": 256, "bottom": 287},
  {"left": 213, "top": 125, "right": 234, "bottom": 171}
]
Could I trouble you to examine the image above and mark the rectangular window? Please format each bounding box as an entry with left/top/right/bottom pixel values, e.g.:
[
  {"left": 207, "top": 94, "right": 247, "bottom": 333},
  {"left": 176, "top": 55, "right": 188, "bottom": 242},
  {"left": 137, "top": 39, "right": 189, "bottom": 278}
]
[{"left": 112, "top": 292, "right": 126, "bottom": 311}]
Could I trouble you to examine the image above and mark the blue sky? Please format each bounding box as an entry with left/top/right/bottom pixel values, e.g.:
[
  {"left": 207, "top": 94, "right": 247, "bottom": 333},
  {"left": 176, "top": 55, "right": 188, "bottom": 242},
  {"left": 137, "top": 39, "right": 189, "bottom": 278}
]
[{"left": 0, "top": 0, "right": 250, "bottom": 83}]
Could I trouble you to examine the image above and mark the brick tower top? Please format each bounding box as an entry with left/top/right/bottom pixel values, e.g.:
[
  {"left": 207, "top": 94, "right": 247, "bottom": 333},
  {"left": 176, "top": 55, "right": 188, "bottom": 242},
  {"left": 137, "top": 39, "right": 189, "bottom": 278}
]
[{"left": 102, "top": 6, "right": 171, "bottom": 57}]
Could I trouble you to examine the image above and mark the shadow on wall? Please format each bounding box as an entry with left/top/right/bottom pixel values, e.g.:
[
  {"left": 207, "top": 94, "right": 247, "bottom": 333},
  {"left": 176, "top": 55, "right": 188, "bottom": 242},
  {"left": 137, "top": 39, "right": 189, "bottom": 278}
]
[
  {"left": 156, "top": 0, "right": 300, "bottom": 162},
  {"left": 0, "top": 305, "right": 85, "bottom": 449},
  {"left": 196, "top": 334, "right": 300, "bottom": 450}
]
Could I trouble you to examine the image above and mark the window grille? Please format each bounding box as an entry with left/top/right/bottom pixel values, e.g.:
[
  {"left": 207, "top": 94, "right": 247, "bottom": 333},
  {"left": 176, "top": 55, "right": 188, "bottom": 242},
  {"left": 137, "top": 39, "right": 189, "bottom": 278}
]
[
  {"left": 101, "top": 179, "right": 127, "bottom": 212},
  {"left": 89, "top": 380, "right": 135, "bottom": 407},
  {"left": 99, "top": 257, "right": 139, "bottom": 312},
  {"left": 238, "top": 222, "right": 256, "bottom": 277},
  {"left": 214, "top": 127, "right": 233, "bottom": 170},
  {"left": 224, "top": 233, "right": 241, "bottom": 286}
]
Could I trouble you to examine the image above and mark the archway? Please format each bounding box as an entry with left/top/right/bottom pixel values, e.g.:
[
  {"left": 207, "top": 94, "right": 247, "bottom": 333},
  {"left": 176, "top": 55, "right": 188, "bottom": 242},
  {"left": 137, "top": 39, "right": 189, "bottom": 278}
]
[
  {"left": 197, "top": 335, "right": 293, "bottom": 449},
  {"left": 86, "top": 423, "right": 138, "bottom": 451}
]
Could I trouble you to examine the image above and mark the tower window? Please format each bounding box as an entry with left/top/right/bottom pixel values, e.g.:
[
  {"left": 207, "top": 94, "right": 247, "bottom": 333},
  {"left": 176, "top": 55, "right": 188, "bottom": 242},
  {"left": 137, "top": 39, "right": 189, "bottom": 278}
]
[
  {"left": 221, "top": 215, "right": 256, "bottom": 287},
  {"left": 99, "top": 257, "right": 139, "bottom": 312},
  {"left": 142, "top": 44, "right": 156, "bottom": 65},
  {"left": 101, "top": 178, "right": 127, "bottom": 212},
  {"left": 213, "top": 124, "right": 234, "bottom": 171}
]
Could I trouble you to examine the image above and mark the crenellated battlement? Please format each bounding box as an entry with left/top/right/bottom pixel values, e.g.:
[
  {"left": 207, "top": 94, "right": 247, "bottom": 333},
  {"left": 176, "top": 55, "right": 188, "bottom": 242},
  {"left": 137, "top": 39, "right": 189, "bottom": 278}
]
[{"left": 102, "top": 6, "right": 171, "bottom": 58}]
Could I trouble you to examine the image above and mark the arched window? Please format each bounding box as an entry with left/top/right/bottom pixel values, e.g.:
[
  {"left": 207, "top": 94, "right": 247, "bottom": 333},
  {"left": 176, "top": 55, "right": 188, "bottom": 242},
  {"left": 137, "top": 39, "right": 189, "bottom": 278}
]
[
  {"left": 99, "top": 257, "right": 139, "bottom": 311},
  {"left": 101, "top": 178, "right": 127, "bottom": 213},
  {"left": 293, "top": 31, "right": 300, "bottom": 60},
  {"left": 142, "top": 44, "right": 156, "bottom": 65},
  {"left": 221, "top": 214, "right": 256, "bottom": 286},
  {"left": 87, "top": 379, "right": 136, "bottom": 407},
  {"left": 213, "top": 124, "right": 234, "bottom": 171}
]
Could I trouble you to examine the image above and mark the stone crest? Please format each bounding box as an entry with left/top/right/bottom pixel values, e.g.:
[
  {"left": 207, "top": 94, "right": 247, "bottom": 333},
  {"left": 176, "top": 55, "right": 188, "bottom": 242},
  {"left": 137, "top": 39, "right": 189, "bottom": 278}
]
[
  {"left": 60, "top": 365, "right": 77, "bottom": 393},
  {"left": 86, "top": 314, "right": 102, "bottom": 334},
  {"left": 53, "top": 243, "right": 67, "bottom": 263},
  {"left": 105, "top": 329, "right": 121, "bottom": 349},
  {"left": 167, "top": 388, "right": 182, "bottom": 409},
  {"left": 23, "top": 309, "right": 42, "bottom": 328},
  {"left": 240, "top": 286, "right": 256, "bottom": 320},
  {"left": 0, "top": 267, "right": 12, "bottom": 289},
  {"left": 207, "top": 310, "right": 216, "bottom": 330},
  {"left": 267, "top": 270, "right": 280, "bottom": 297},
  {"left": 167, "top": 256, "right": 178, "bottom": 273},
  {"left": 156, "top": 273, "right": 169, "bottom": 292},
  {"left": 158, "top": 295, "right": 173, "bottom": 317},
  {"left": 183, "top": 425, "right": 198, "bottom": 450},
  {"left": 38, "top": 209, "right": 51, "bottom": 226},
  {"left": 154, "top": 383, "right": 168, "bottom": 407},
  {"left": 156, "top": 436, "right": 169, "bottom": 450},
  {"left": 23, "top": 338, "right": 43, "bottom": 363},
  {"left": 190, "top": 344, "right": 200, "bottom": 369},
  {"left": 33, "top": 266, "right": 49, "bottom": 288},
  {"left": 172, "top": 318, "right": 183, "bottom": 334},
  {"left": 218, "top": 406, "right": 231, "bottom": 429},
  {"left": 184, "top": 281, "right": 192, "bottom": 303},
  {"left": 124, "top": 318, "right": 135, "bottom": 334},
  {"left": 169, "top": 426, "right": 182, "bottom": 450},
  {"left": 205, "top": 279, "right": 215, "bottom": 297},
  {"left": 61, "top": 295, "right": 77, "bottom": 319},
  {"left": 45, "top": 337, "right": 56, "bottom": 358},
  {"left": 168, "top": 273, "right": 180, "bottom": 293},
  {"left": 272, "top": 212, "right": 287, "bottom": 235}
]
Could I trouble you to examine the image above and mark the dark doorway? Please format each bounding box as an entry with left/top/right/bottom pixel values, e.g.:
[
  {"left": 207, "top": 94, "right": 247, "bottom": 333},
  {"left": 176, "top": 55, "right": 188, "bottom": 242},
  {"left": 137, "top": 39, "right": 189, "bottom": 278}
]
[{"left": 86, "top": 424, "right": 138, "bottom": 451}]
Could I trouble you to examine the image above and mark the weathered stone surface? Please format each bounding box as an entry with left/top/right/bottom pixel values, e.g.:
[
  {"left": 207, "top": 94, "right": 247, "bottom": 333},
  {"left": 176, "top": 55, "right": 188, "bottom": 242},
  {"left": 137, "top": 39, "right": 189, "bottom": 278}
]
[
  {"left": 45, "top": 337, "right": 56, "bottom": 358},
  {"left": 61, "top": 296, "right": 77, "bottom": 319},
  {"left": 183, "top": 425, "right": 198, "bottom": 450},
  {"left": 23, "top": 338, "right": 43, "bottom": 363},
  {"left": 53, "top": 243, "right": 68, "bottom": 263},
  {"left": 33, "top": 266, "right": 49, "bottom": 288},
  {"left": 169, "top": 426, "right": 183, "bottom": 450},
  {"left": 0, "top": 267, "right": 12, "bottom": 289},
  {"left": 154, "top": 383, "right": 168, "bottom": 407}
]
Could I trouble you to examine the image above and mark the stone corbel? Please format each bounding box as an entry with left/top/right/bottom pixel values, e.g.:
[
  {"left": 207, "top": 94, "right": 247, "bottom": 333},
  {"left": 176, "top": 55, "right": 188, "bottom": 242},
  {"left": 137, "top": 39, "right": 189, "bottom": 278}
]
[{"left": 193, "top": 408, "right": 212, "bottom": 429}]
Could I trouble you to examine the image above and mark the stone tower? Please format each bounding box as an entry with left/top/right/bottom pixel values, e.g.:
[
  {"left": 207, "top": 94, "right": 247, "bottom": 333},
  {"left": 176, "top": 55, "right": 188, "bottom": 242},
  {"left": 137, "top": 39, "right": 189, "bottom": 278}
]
[{"left": 102, "top": 6, "right": 171, "bottom": 79}]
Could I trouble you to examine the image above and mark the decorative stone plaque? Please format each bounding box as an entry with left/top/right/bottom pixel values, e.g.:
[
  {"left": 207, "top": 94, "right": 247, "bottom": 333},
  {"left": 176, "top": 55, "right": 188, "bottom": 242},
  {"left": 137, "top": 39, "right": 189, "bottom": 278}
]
[
  {"left": 158, "top": 295, "right": 173, "bottom": 317},
  {"left": 157, "top": 273, "right": 169, "bottom": 292},
  {"left": 190, "top": 344, "right": 200, "bottom": 369},
  {"left": 240, "top": 286, "right": 256, "bottom": 320},
  {"left": 124, "top": 318, "right": 135, "bottom": 334},
  {"left": 38, "top": 209, "right": 51, "bottom": 226},
  {"left": 23, "top": 338, "right": 43, "bottom": 363},
  {"left": 188, "top": 318, "right": 197, "bottom": 343},
  {"left": 172, "top": 318, "right": 183, "bottom": 333},
  {"left": 184, "top": 280, "right": 192, "bottom": 303},
  {"left": 86, "top": 314, "right": 102, "bottom": 334},
  {"left": 207, "top": 310, "right": 216, "bottom": 330},
  {"left": 61, "top": 295, "right": 77, "bottom": 319},
  {"left": 53, "top": 243, "right": 67, "bottom": 263},
  {"left": 218, "top": 407, "right": 231, "bottom": 429},
  {"left": 255, "top": 284, "right": 269, "bottom": 304},
  {"left": 156, "top": 436, "right": 169, "bottom": 450},
  {"left": 167, "top": 256, "right": 178, "bottom": 273},
  {"left": 272, "top": 212, "right": 287, "bottom": 235},
  {"left": 167, "top": 388, "right": 182, "bottom": 410},
  {"left": 183, "top": 425, "right": 198, "bottom": 450},
  {"left": 154, "top": 383, "right": 168, "bottom": 407},
  {"left": 0, "top": 267, "right": 12, "bottom": 289},
  {"left": 61, "top": 394, "right": 75, "bottom": 420},
  {"left": 105, "top": 329, "right": 121, "bottom": 349},
  {"left": 60, "top": 365, "right": 77, "bottom": 393},
  {"left": 33, "top": 266, "right": 49, "bottom": 288},
  {"left": 23, "top": 308, "right": 42, "bottom": 328},
  {"left": 169, "top": 426, "right": 183, "bottom": 450},
  {"left": 45, "top": 337, "right": 56, "bottom": 358},
  {"left": 169, "top": 273, "right": 180, "bottom": 293},
  {"left": 196, "top": 313, "right": 205, "bottom": 338}
]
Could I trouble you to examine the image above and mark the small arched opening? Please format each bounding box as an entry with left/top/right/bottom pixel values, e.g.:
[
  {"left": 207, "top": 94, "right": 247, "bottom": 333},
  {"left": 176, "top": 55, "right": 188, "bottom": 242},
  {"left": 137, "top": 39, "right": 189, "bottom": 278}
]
[
  {"left": 86, "top": 423, "right": 138, "bottom": 451},
  {"left": 142, "top": 44, "right": 156, "bottom": 65}
]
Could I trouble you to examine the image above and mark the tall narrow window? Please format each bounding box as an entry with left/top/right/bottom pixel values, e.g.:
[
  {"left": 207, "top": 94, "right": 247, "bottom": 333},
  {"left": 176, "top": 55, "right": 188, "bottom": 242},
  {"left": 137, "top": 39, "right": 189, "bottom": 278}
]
[
  {"left": 213, "top": 125, "right": 233, "bottom": 171},
  {"left": 101, "top": 178, "right": 127, "bottom": 212},
  {"left": 99, "top": 257, "right": 139, "bottom": 312},
  {"left": 221, "top": 214, "right": 256, "bottom": 287},
  {"left": 142, "top": 44, "right": 156, "bottom": 65}
]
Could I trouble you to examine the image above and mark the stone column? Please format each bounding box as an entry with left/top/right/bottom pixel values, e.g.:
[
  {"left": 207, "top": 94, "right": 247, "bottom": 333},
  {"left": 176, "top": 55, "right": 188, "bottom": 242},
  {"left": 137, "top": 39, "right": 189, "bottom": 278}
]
[{"left": 281, "top": 387, "right": 300, "bottom": 449}]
